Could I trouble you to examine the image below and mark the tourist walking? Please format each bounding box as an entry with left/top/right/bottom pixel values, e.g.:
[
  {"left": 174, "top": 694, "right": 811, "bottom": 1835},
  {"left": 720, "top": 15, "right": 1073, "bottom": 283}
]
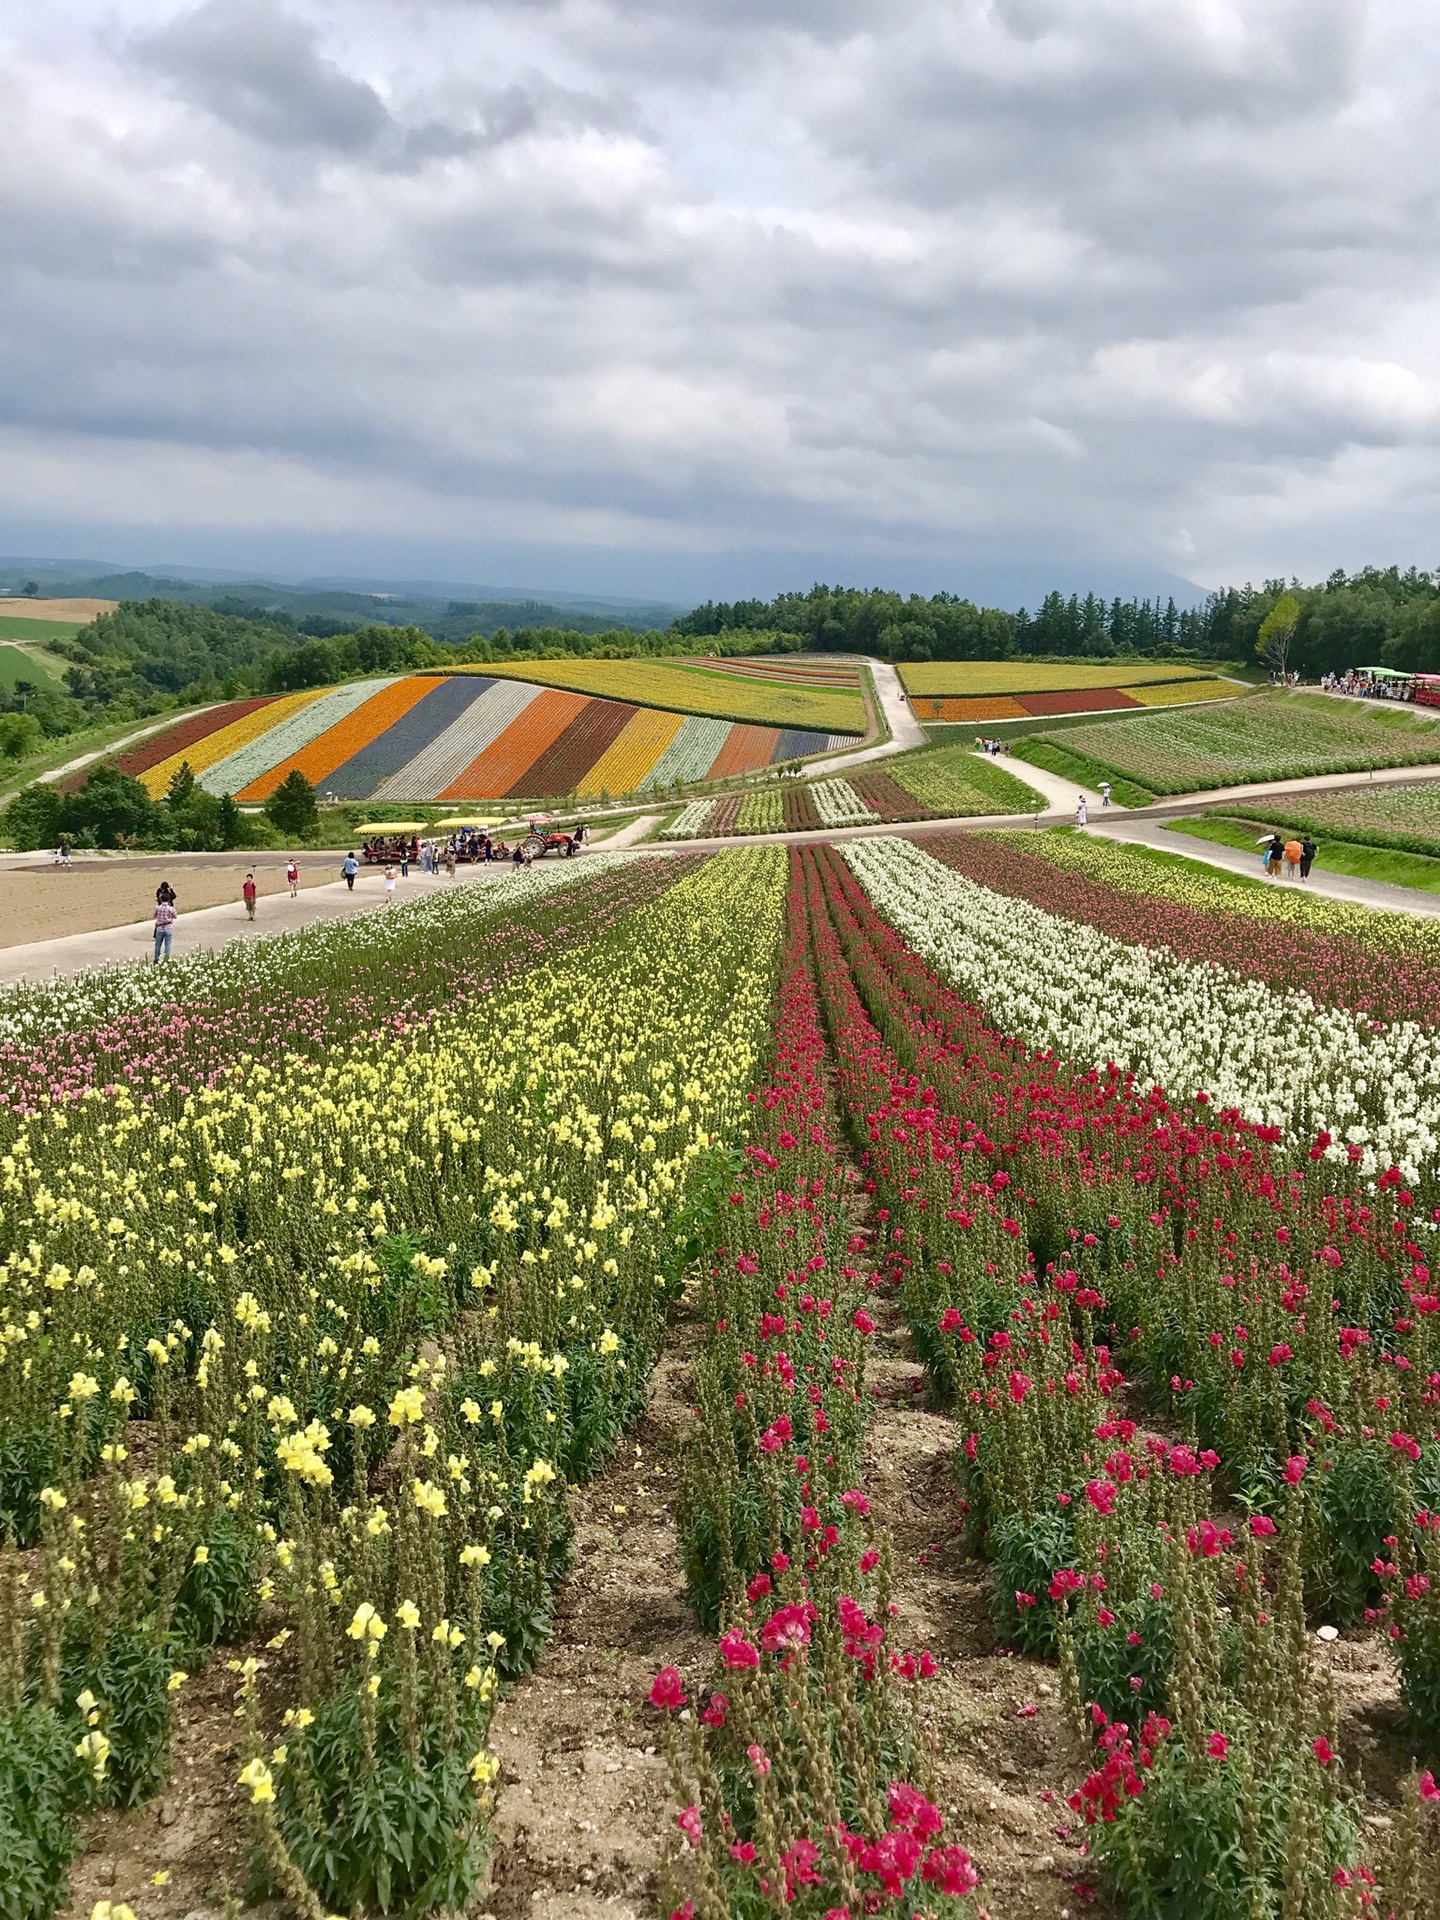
[
  {"left": 242, "top": 872, "right": 257, "bottom": 920},
  {"left": 383, "top": 863, "right": 397, "bottom": 903},
  {"left": 1283, "top": 836, "right": 1302, "bottom": 880},
  {"left": 444, "top": 845, "right": 456, "bottom": 879},
  {"left": 286, "top": 858, "right": 300, "bottom": 898},
  {"left": 400, "top": 844, "right": 409, "bottom": 878},
  {"left": 1265, "top": 834, "right": 1284, "bottom": 878},
  {"left": 1099, "top": 781, "right": 1112, "bottom": 808},
  {"left": 1299, "top": 837, "right": 1318, "bottom": 880},
  {"left": 342, "top": 852, "right": 358, "bottom": 891},
  {"left": 1075, "top": 795, "right": 1088, "bottom": 827},
  {"left": 152, "top": 890, "right": 177, "bottom": 962}
]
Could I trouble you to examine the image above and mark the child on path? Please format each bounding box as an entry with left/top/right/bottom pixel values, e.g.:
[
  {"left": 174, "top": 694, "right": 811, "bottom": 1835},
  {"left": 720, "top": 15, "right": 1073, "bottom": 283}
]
[
  {"left": 383, "top": 864, "right": 397, "bottom": 903},
  {"left": 152, "top": 892, "right": 176, "bottom": 962},
  {"left": 444, "top": 846, "right": 456, "bottom": 879},
  {"left": 286, "top": 859, "right": 300, "bottom": 898},
  {"left": 341, "top": 852, "right": 358, "bottom": 892},
  {"left": 242, "top": 872, "right": 257, "bottom": 920}
]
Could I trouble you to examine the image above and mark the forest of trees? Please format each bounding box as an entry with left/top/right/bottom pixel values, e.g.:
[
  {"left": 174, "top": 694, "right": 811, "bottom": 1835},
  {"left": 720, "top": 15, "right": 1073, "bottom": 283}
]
[{"left": 675, "top": 567, "right": 1440, "bottom": 673}]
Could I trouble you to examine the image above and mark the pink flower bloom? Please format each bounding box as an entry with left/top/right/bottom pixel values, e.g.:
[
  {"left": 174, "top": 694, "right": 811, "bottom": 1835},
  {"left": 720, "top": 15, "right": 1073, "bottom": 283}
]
[
  {"left": 1312, "top": 1737, "right": 1336, "bottom": 1766},
  {"left": 1248, "top": 1514, "right": 1278, "bottom": 1537},
  {"left": 1282, "top": 1455, "right": 1307, "bottom": 1485},
  {"left": 746, "top": 1742, "right": 771, "bottom": 1775},
  {"left": 1206, "top": 1732, "right": 1228, "bottom": 1759},
  {"left": 718, "top": 1628, "right": 760, "bottom": 1669},
  {"left": 675, "top": 1804, "right": 702, "bottom": 1846},
  {"left": 648, "top": 1666, "right": 686, "bottom": 1711},
  {"left": 921, "top": 1844, "right": 979, "bottom": 1896}
]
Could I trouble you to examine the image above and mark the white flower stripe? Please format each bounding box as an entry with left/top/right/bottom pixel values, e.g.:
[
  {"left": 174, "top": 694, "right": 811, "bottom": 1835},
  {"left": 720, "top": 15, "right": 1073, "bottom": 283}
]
[
  {"left": 810, "top": 779, "right": 877, "bottom": 827},
  {"left": 841, "top": 836, "right": 1440, "bottom": 1185}
]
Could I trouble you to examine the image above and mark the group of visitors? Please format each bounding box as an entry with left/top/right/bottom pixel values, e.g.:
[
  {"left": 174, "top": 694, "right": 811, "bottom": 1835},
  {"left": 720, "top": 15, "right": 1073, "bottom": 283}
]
[
  {"left": 972, "top": 736, "right": 1013, "bottom": 756},
  {"left": 1073, "top": 783, "right": 1111, "bottom": 827},
  {"left": 1322, "top": 670, "right": 1416, "bottom": 702},
  {"left": 1262, "top": 832, "right": 1319, "bottom": 880}
]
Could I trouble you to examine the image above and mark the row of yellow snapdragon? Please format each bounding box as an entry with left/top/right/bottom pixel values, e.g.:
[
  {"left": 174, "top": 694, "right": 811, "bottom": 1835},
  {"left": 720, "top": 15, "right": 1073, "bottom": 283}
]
[{"left": 0, "top": 848, "right": 788, "bottom": 1920}]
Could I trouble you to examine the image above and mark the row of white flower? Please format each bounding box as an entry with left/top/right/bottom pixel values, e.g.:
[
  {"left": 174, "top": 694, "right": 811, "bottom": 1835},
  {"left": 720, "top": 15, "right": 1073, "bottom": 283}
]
[
  {"left": 662, "top": 799, "right": 717, "bottom": 840},
  {"left": 0, "top": 854, "right": 621, "bottom": 1053},
  {"left": 842, "top": 837, "right": 1440, "bottom": 1186},
  {"left": 810, "top": 779, "right": 877, "bottom": 827}
]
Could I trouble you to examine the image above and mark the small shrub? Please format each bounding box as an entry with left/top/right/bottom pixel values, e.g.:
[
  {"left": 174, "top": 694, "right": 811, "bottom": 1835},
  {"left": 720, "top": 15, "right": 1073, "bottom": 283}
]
[{"left": 0, "top": 1706, "right": 84, "bottom": 1920}]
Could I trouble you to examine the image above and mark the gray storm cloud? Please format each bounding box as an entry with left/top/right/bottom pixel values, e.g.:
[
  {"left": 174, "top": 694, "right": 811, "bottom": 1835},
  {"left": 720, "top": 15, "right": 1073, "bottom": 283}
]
[{"left": 0, "top": 0, "right": 1436, "bottom": 591}]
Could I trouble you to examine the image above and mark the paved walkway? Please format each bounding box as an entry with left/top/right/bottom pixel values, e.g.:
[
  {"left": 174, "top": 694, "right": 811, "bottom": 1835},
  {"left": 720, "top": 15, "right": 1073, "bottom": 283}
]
[
  {"left": 804, "top": 659, "right": 927, "bottom": 774},
  {"left": 600, "top": 813, "right": 661, "bottom": 849},
  {"left": 1087, "top": 815, "right": 1440, "bottom": 918},
  {"left": 980, "top": 751, "right": 1114, "bottom": 819}
]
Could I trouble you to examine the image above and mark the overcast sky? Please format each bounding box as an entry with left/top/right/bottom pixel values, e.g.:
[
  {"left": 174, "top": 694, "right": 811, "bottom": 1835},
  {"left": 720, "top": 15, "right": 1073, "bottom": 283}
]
[{"left": 2, "top": 0, "right": 1437, "bottom": 604}]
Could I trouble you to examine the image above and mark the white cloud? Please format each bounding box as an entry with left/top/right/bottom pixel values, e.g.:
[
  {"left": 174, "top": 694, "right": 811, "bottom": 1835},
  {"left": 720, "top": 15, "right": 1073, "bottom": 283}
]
[{"left": 0, "top": 0, "right": 1436, "bottom": 593}]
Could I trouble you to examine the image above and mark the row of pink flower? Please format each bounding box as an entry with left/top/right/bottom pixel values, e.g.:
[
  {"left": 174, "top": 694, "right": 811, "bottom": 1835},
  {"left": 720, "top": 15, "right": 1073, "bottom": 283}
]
[{"left": 0, "top": 859, "right": 686, "bottom": 1114}]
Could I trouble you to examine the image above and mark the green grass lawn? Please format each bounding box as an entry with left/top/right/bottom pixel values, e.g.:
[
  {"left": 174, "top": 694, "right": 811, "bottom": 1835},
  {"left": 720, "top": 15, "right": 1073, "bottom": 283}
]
[
  {"left": 1165, "top": 813, "right": 1440, "bottom": 894},
  {"left": 0, "top": 640, "right": 69, "bottom": 690},
  {"left": 1012, "top": 736, "right": 1156, "bottom": 807},
  {"left": 0, "top": 615, "right": 82, "bottom": 644},
  {"left": 0, "top": 710, "right": 202, "bottom": 806}
]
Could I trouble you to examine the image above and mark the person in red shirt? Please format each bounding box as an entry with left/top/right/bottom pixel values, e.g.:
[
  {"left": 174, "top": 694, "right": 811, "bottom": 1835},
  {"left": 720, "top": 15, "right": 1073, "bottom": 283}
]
[
  {"left": 286, "top": 859, "right": 300, "bottom": 898},
  {"left": 242, "top": 873, "right": 258, "bottom": 920}
]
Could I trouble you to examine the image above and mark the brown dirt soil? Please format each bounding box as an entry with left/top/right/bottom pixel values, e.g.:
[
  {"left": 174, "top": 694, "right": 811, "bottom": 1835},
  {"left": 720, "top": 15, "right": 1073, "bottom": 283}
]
[
  {"left": 482, "top": 1329, "right": 709, "bottom": 1920},
  {"left": 0, "top": 854, "right": 338, "bottom": 946},
  {"left": 65, "top": 1650, "right": 252, "bottom": 1920},
  {"left": 862, "top": 1287, "right": 1094, "bottom": 1920}
]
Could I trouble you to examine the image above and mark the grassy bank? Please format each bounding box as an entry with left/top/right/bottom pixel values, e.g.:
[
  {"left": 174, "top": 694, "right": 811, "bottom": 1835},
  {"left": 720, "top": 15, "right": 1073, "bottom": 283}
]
[{"left": 1165, "top": 814, "right": 1440, "bottom": 894}]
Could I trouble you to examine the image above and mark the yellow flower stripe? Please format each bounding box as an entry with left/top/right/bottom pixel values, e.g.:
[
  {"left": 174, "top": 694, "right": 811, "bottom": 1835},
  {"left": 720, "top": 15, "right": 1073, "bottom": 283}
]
[
  {"left": 578, "top": 706, "right": 684, "bottom": 797},
  {"left": 899, "top": 660, "right": 1207, "bottom": 697},
  {"left": 0, "top": 848, "right": 788, "bottom": 1438},
  {"left": 140, "top": 688, "right": 327, "bottom": 795},
  {"left": 462, "top": 659, "right": 865, "bottom": 734},
  {"left": 1126, "top": 677, "right": 1245, "bottom": 707}
]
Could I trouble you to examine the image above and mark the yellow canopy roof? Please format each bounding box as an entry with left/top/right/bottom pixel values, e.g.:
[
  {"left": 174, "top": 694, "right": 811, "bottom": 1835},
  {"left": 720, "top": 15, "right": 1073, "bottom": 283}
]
[
  {"left": 358, "top": 820, "right": 425, "bottom": 834},
  {"left": 433, "top": 815, "right": 504, "bottom": 828}
]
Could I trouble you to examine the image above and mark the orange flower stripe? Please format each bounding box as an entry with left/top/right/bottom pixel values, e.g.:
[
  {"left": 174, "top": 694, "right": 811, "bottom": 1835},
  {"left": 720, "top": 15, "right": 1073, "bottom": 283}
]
[
  {"left": 140, "top": 689, "right": 325, "bottom": 796},
  {"left": 578, "top": 706, "right": 684, "bottom": 797},
  {"left": 911, "top": 695, "right": 1029, "bottom": 722},
  {"left": 438, "top": 689, "right": 589, "bottom": 801},
  {"left": 704, "top": 724, "right": 781, "bottom": 781},
  {"left": 235, "top": 676, "right": 437, "bottom": 801}
]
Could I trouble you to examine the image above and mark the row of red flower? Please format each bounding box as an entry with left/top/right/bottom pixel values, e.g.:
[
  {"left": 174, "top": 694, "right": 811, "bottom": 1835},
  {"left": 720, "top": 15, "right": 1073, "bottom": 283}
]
[{"left": 651, "top": 850, "right": 983, "bottom": 1919}]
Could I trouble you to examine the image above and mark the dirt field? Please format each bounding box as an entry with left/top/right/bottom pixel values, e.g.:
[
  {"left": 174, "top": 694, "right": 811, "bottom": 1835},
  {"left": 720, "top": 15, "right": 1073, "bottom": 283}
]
[
  {"left": 0, "top": 595, "right": 117, "bottom": 621},
  {"left": 0, "top": 852, "right": 339, "bottom": 947}
]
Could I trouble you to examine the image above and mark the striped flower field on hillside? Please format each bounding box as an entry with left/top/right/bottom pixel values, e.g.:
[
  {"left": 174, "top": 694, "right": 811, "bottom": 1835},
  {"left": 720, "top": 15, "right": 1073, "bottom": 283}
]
[{"left": 129, "top": 671, "right": 853, "bottom": 802}]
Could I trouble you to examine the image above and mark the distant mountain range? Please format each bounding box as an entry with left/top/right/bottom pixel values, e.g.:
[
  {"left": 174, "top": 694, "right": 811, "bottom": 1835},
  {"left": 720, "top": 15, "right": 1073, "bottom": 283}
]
[{"left": 0, "top": 558, "right": 685, "bottom": 639}]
